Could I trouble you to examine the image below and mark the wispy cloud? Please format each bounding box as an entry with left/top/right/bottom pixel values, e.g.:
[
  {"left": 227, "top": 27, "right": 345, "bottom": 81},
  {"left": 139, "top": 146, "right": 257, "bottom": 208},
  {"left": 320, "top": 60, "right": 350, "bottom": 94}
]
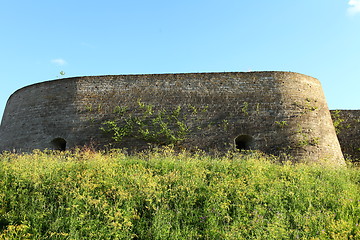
[
  {"left": 51, "top": 58, "right": 67, "bottom": 66},
  {"left": 348, "top": 0, "right": 360, "bottom": 16}
]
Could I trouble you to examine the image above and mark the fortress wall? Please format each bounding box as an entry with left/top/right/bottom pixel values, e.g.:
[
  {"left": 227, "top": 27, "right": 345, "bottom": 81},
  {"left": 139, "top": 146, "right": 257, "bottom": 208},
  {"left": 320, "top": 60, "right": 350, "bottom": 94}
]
[
  {"left": 0, "top": 79, "right": 79, "bottom": 151},
  {"left": 0, "top": 72, "right": 344, "bottom": 165},
  {"left": 274, "top": 72, "right": 344, "bottom": 163},
  {"left": 330, "top": 110, "right": 360, "bottom": 161},
  {"left": 72, "top": 72, "right": 287, "bottom": 152}
]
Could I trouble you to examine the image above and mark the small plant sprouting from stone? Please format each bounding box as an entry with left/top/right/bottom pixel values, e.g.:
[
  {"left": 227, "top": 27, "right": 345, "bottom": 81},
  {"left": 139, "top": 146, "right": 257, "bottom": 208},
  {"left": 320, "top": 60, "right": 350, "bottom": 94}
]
[
  {"left": 113, "top": 106, "right": 128, "bottom": 115},
  {"left": 296, "top": 127, "right": 319, "bottom": 147},
  {"left": 242, "top": 102, "right": 249, "bottom": 115},
  {"left": 292, "top": 98, "right": 318, "bottom": 113},
  {"left": 97, "top": 104, "right": 102, "bottom": 113},
  {"left": 222, "top": 119, "right": 229, "bottom": 130},
  {"left": 298, "top": 137, "right": 320, "bottom": 147},
  {"left": 202, "top": 105, "right": 209, "bottom": 113},
  {"left": 85, "top": 104, "right": 103, "bottom": 113},
  {"left": 256, "top": 103, "right": 260, "bottom": 113},
  {"left": 89, "top": 117, "right": 95, "bottom": 124},
  {"left": 275, "top": 121, "right": 288, "bottom": 128},
  {"left": 85, "top": 104, "right": 94, "bottom": 112},
  {"left": 188, "top": 105, "right": 198, "bottom": 114},
  {"left": 186, "top": 105, "right": 208, "bottom": 115},
  {"left": 305, "top": 98, "right": 318, "bottom": 112}
]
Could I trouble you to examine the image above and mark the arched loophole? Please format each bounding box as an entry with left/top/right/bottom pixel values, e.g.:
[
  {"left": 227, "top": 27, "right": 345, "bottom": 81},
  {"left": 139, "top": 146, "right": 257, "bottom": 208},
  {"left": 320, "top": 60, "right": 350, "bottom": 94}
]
[
  {"left": 234, "top": 135, "right": 254, "bottom": 151},
  {"left": 51, "top": 138, "right": 67, "bottom": 151}
]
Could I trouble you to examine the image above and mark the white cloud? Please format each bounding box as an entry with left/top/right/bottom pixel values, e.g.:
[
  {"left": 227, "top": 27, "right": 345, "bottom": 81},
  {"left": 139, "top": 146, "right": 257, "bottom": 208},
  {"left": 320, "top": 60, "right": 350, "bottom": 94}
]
[
  {"left": 51, "top": 58, "right": 67, "bottom": 66},
  {"left": 348, "top": 0, "right": 360, "bottom": 16}
]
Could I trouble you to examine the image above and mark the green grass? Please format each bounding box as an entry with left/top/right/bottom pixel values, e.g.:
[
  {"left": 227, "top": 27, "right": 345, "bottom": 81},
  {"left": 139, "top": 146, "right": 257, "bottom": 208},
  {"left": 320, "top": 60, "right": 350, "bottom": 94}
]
[{"left": 0, "top": 148, "right": 360, "bottom": 239}]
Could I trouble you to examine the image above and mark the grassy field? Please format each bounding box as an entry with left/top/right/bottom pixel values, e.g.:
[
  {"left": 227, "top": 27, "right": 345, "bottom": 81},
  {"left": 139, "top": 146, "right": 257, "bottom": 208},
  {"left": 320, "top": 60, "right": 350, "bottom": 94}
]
[{"left": 0, "top": 148, "right": 359, "bottom": 239}]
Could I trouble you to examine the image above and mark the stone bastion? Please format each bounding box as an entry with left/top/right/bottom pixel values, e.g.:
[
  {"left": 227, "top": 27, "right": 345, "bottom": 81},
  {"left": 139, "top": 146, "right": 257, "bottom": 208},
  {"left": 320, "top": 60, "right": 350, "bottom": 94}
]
[
  {"left": 330, "top": 110, "right": 360, "bottom": 161},
  {"left": 0, "top": 71, "right": 345, "bottom": 165}
]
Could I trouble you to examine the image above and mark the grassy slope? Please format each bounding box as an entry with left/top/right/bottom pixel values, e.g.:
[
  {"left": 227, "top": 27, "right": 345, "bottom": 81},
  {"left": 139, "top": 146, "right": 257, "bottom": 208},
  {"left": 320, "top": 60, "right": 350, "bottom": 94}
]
[{"left": 0, "top": 149, "right": 360, "bottom": 239}]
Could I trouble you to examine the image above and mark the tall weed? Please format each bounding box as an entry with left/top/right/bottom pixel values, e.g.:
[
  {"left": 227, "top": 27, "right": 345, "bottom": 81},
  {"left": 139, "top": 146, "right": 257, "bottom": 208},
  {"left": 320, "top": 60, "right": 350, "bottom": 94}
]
[{"left": 0, "top": 149, "right": 359, "bottom": 239}]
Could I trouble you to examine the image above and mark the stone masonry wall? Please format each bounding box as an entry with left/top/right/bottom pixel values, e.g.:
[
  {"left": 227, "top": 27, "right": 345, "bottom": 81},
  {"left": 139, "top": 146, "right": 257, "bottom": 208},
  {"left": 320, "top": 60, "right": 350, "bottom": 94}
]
[
  {"left": 330, "top": 110, "right": 360, "bottom": 161},
  {"left": 0, "top": 72, "right": 345, "bottom": 165}
]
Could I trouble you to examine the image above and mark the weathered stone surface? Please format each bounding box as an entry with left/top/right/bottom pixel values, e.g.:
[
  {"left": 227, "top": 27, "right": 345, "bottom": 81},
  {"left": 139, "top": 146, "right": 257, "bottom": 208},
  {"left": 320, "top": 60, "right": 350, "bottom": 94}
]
[
  {"left": 330, "top": 110, "right": 360, "bottom": 161},
  {"left": 0, "top": 71, "right": 345, "bottom": 165}
]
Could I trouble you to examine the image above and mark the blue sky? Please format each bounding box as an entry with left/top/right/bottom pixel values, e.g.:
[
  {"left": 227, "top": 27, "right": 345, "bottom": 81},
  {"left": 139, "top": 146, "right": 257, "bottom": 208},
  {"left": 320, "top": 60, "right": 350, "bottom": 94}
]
[{"left": 1, "top": 1, "right": 360, "bottom": 121}]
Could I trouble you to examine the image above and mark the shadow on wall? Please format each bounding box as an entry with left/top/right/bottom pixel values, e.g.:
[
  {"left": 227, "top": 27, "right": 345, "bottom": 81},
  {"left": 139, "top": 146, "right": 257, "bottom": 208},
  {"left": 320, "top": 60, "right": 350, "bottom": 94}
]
[{"left": 0, "top": 77, "right": 80, "bottom": 152}]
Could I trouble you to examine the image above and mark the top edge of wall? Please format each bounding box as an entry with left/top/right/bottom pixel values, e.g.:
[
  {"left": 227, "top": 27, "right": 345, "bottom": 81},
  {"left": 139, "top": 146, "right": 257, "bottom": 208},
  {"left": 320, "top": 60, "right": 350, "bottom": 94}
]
[{"left": 7, "top": 71, "right": 317, "bottom": 99}]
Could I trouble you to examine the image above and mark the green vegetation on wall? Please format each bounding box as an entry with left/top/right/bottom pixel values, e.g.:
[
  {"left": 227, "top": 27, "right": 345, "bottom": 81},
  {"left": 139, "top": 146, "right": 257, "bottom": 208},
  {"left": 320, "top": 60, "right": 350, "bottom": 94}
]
[
  {"left": 101, "top": 100, "right": 202, "bottom": 146},
  {"left": 332, "top": 110, "right": 346, "bottom": 134}
]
